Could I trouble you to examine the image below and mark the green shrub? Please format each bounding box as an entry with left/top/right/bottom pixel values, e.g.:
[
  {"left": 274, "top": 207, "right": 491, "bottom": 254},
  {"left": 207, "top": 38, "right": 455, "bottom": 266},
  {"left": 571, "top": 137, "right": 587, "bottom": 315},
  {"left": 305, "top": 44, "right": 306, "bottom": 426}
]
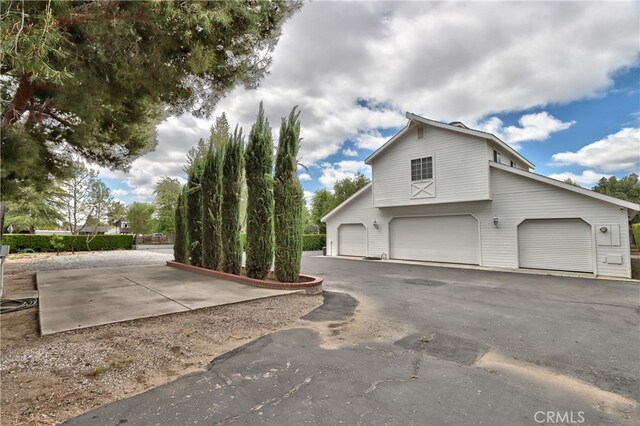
[
  {"left": 50, "top": 235, "right": 65, "bottom": 254},
  {"left": 632, "top": 223, "right": 640, "bottom": 246},
  {"left": 236, "top": 234, "right": 324, "bottom": 254},
  {"left": 2, "top": 234, "right": 133, "bottom": 252},
  {"left": 302, "top": 234, "right": 326, "bottom": 251}
]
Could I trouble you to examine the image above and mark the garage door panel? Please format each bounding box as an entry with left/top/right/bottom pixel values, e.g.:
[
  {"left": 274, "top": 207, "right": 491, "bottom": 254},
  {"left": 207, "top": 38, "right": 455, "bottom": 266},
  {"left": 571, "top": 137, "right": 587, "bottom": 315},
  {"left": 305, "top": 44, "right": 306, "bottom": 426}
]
[
  {"left": 518, "top": 219, "right": 592, "bottom": 273},
  {"left": 338, "top": 224, "right": 366, "bottom": 257},
  {"left": 390, "top": 215, "right": 479, "bottom": 264}
]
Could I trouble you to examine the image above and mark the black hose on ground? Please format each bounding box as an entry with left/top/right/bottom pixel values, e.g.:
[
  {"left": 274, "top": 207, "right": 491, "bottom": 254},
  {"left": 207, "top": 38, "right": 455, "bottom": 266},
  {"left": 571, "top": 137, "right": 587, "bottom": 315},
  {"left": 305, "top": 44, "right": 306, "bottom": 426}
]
[{"left": 0, "top": 298, "right": 38, "bottom": 314}]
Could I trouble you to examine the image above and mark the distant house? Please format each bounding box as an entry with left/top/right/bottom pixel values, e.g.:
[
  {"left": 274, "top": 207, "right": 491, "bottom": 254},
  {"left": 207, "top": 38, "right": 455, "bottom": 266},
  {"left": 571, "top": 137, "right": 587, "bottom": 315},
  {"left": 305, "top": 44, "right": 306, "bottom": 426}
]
[
  {"left": 105, "top": 220, "right": 131, "bottom": 235},
  {"left": 34, "top": 230, "right": 72, "bottom": 236},
  {"left": 71, "top": 226, "right": 108, "bottom": 235},
  {"left": 322, "top": 113, "right": 640, "bottom": 279},
  {"left": 119, "top": 220, "right": 130, "bottom": 234}
]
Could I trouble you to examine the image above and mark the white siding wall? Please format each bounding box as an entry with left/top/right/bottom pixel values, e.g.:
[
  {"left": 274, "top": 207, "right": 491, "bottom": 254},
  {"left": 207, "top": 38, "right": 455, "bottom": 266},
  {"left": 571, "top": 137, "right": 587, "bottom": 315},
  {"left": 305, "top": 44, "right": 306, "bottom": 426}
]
[
  {"left": 486, "top": 141, "right": 530, "bottom": 170},
  {"left": 371, "top": 124, "right": 490, "bottom": 207},
  {"left": 325, "top": 186, "right": 376, "bottom": 257},
  {"left": 325, "top": 167, "right": 632, "bottom": 278}
]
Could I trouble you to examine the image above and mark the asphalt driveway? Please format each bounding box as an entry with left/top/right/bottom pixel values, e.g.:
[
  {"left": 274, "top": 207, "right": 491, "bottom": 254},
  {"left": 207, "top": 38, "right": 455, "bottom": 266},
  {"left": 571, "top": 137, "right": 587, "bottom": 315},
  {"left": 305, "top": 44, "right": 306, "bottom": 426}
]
[{"left": 66, "top": 255, "right": 640, "bottom": 425}]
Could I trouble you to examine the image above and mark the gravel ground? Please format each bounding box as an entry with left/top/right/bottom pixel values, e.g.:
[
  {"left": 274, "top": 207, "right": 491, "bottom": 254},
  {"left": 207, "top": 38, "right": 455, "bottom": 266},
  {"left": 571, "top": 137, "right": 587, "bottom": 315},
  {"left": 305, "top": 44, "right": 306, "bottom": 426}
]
[
  {"left": 4, "top": 250, "right": 174, "bottom": 274},
  {"left": 1, "top": 252, "right": 322, "bottom": 425}
]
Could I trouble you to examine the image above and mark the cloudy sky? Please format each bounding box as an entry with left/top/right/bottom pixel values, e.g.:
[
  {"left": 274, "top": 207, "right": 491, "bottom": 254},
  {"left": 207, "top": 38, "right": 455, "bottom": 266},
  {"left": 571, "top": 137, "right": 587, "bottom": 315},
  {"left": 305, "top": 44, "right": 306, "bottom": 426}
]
[{"left": 99, "top": 1, "right": 640, "bottom": 206}]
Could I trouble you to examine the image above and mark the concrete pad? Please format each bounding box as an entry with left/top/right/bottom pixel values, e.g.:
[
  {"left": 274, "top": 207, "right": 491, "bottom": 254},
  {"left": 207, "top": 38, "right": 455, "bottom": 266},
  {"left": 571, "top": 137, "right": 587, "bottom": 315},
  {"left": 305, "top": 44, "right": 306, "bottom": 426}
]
[
  {"left": 37, "top": 265, "right": 297, "bottom": 336},
  {"left": 38, "top": 268, "right": 188, "bottom": 335},
  {"left": 112, "top": 265, "right": 296, "bottom": 309}
]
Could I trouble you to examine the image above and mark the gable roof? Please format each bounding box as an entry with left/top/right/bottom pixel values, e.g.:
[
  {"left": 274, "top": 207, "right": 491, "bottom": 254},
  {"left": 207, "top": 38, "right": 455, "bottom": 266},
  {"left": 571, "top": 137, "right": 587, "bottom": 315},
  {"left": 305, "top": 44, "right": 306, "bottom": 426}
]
[
  {"left": 490, "top": 161, "right": 640, "bottom": 215},
  {"left": 320, "top": 183, "right": 372, "bottom": 222},
  {"left": 365, "top": 112, "right": 536, "bottom": 170}
]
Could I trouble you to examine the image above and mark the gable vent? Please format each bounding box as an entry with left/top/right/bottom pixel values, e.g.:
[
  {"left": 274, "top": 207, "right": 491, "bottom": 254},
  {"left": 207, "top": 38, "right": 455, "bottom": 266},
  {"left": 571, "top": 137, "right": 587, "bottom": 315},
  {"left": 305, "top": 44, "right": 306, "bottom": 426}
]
[
  {"left": 448, "top": 121, "right": 468, "bottom": 129},
  {"left": 417, "top": 126, "right": 425, "bottom": 139}
]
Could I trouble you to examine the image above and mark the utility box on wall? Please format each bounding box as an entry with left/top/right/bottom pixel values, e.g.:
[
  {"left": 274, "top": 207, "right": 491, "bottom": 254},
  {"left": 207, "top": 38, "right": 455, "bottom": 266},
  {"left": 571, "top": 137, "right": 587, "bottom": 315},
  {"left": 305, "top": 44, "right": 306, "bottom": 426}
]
[{"left": 596, "top": 224, "right": 620, "bottom": 247}]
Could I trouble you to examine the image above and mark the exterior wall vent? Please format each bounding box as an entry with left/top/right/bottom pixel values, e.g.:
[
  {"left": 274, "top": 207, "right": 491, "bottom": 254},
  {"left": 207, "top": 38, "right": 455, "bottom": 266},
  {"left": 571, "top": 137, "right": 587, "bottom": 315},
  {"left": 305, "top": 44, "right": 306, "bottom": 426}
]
[{"left": 448, "top": 121, "right": 468, "bottom": 129}]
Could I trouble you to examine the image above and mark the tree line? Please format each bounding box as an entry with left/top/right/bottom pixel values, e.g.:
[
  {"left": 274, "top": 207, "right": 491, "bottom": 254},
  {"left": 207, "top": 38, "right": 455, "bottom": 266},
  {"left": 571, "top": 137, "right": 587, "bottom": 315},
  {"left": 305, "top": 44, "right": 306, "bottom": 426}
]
[
  {"left": 174, "top": 104, "right": 304, "bottom": 283},
  {"left": 2, "top": 166, "right": 183, "bottom": 238},
  {"left": 308, "top": 173, "right": 371, "bottom": 234}
]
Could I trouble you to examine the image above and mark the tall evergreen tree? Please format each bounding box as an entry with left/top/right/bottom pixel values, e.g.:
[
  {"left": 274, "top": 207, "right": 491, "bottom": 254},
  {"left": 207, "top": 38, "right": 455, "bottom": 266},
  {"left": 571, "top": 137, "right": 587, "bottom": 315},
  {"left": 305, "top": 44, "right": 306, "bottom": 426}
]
[
  {"left": 221, "top": 126, "right": 245, "bottom": 274},
  {"left": 173, "top": 188, "right": 189, "bottom": 263},
  {"left": 201, "top": 143, "right": 225, "bottom": 270},
  {"left": 245, "top": 103, "right": 275, "bottom": 279},
  {"left": 1, "top": 1, "right": 302, "bottom": 199},
  {"left": 274, "top": 107, "right": 304, "bottom": 282},
  {"left": 201, "top": 113, "right": 230, "bottom": 269},
  {"left": 209, "top": 113, "right": 231, "bottom": 150},
  {"left": 187, "top": 158, "right": 204, "bottom": 266}
]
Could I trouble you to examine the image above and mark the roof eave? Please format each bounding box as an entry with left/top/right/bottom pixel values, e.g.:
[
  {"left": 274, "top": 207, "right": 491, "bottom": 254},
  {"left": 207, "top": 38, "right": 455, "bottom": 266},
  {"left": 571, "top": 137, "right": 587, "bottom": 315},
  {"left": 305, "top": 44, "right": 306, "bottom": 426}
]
[
  {"left": 406, "top": 112, "right": 535, "bottom": 170},
  {"left": 364, "top": 122, "right": 411, "bottom": 165},
  {"left": 321, "top": 183, "right": 373, "bottom": 222},
  {"left": 490, "top": 162, "right": 640, "bottom": 212}
]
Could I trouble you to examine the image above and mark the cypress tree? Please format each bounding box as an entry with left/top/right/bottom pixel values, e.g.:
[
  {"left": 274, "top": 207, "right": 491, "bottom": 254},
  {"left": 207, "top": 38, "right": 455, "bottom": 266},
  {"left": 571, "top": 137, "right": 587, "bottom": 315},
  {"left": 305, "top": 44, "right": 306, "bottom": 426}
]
[
  {"left": 187, "top": 159, "right": 204, "bottom": 266},
  {"left": 201, "top": 145, "right": 224, "bottom": 270},
  {"left": 173, "top": 188, "right": 189, "bottom": 263},
  {"left": 274, "top": 107, "right": 304, "bottom": 282},
  {"left": 245, "top": 103, "right": 275, "bottom": 279},
  {"left": 221, "top": 126, "right": 244, "bottom": 274}
]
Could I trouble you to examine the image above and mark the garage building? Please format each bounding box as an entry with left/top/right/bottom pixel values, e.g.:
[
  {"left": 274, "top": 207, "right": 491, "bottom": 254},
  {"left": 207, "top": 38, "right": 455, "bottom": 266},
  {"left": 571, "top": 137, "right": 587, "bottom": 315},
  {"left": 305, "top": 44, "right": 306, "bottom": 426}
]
[{"left": 322, "top": 113, "right": 639, "bottom": 278}]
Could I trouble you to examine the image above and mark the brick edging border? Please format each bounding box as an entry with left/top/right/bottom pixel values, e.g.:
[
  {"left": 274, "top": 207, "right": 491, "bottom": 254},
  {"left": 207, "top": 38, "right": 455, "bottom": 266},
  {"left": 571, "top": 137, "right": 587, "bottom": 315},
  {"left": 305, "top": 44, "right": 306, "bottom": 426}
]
[{"left": 166, "top": 261, "right": 323, "bottom": 291}]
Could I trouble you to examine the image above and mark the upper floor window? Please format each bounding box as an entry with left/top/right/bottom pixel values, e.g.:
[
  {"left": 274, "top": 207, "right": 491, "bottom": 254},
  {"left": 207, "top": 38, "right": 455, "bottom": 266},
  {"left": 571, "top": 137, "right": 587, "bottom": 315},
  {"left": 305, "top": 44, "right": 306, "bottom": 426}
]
[
  {"left": 493, "top": 150, "right": 502, "bottom": 164},
  {"left": 417, "top": 126, "right": 425, "bottom": 139},
  {"left": 411, "top": 157, "right": 433, "bottom": 181},
  {"left": 510, "top": 160, "right": 515, "bottom": 167}
]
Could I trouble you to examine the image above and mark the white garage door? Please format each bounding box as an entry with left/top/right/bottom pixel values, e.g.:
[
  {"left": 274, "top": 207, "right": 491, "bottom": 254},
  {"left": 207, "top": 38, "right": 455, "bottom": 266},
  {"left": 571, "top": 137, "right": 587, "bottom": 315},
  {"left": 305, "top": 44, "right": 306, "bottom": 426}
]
[
  {"left": 389, "top": 215, "right": 479, "bottom": 264},
  {"left": 338, "top": 224, "right": 366, "bottom": 256},
  {"left": 518, "top": 218, "right": 593, "bottom": 273}
]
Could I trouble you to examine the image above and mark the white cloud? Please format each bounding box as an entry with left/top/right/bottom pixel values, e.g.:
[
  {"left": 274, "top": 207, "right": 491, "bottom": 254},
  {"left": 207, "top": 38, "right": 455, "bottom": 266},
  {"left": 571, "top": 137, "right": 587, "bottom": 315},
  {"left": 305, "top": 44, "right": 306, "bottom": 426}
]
[
  {"left": 298, "top": 173, "right": 312, "bottom": 181},
  {"left": 547, "top": 170, "right": 612, "bottom": 187},
  {"left": 303, "top": 190, "right": 314, "bottom": 209},
  {"left": 354, "top": 130, "right": 389, "bottom": 151},
  {"left": 97, "top": 1, "right": 638, "bottom": 199},
  {"left": 96, "top": 115, "right": 201, "bottom": 201},
  {"left": 210, "top": 1, "right": 637, "bottom": 162},
  {"left": 319, "top": 160, "right": 371, "bottom": 189},
  {"left": 475, "top": 112, "right": 575, "bottom": 146},
  {"left": 111, "top": 189, "right": 129, "bottom": 197},
  {"left": 551, "top": 127, "right": 640, "bottom": 172},
  {"left": 343, "top": 147, "right": 359, "bottom": 157}
]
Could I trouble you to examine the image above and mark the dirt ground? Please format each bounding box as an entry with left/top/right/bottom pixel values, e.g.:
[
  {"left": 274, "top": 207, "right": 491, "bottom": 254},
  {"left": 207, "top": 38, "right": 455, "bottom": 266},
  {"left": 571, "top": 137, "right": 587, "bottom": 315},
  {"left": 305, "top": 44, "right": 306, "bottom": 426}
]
[{"left": 0, "top": 254, "right": 323, "bottom": 425}]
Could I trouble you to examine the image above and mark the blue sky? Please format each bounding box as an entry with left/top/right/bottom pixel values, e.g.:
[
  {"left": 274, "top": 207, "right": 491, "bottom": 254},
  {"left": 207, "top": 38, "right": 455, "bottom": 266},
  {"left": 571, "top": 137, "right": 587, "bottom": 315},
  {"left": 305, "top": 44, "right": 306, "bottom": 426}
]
[{"left": 98, "top": 2, "right": 639, "bottom": 206}]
